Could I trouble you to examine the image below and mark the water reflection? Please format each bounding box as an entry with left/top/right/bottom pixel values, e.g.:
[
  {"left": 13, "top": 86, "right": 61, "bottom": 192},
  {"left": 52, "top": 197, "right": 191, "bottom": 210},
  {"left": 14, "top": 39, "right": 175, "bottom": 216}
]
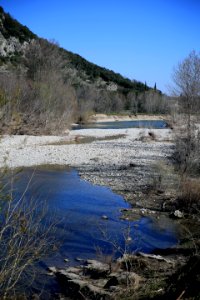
[
  {"left": 8, "top": 167, "right": 178, "bottom": 296},
  {"left": 13, "top": 167, "right": 177, "bottom": 268}
]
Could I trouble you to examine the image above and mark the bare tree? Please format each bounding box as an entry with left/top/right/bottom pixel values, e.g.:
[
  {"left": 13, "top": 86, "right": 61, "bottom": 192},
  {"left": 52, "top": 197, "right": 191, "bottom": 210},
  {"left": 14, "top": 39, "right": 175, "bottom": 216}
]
[
  {"left": 74, "top": 84, "right": 96, "bottom": 123},
  {"left": 0, "top": 170, "right": 58, "bottom": 298},
  {"left": 23, "top": 39, "right": 77, "bottom": 132},
  {"left": 173, "top": 50, "right": 200, "bottom": 124},
  {"left": 143, "top": 91, "right": 169, "bottom": 114},
  {"left": 127, "top": 91, "right": 139, "bottom": 114},
  {"left": 172, "top": 50, "right": 200, "bottom": 174},
  {"left": 0, "top": 38, "right": 77, "bottom": 134},
  {"left": 25, "top": 38, "right": 63, "bottom": 82}
]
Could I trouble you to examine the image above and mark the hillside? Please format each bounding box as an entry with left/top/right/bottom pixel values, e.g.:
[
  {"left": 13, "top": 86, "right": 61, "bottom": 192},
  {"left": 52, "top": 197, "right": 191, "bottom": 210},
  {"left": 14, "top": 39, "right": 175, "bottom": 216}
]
[
  {"left": 0, "top": 6, "right": 167, "bottom": 134},
  {"left": 61, "top": 49, "right": 147, "bottom": 91},
  {"left": 0, "top": 7, "right": 147, "bottom": 91}
]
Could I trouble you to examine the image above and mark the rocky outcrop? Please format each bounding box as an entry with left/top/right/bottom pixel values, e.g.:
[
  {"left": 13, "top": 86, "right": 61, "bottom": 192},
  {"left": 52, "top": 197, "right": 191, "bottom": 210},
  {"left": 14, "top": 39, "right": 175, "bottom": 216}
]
[
  {"left": 48, "top": 252, "right": 186, "bottom": 299},
  {"left": 48, "top": 258, "right": 142, "bottom": 299},
  {"left": 49, "top": 263, "right": 111, "bottom": 299},
  {"left": 0, "top": 31, "right": 28, "bottom": 57}
]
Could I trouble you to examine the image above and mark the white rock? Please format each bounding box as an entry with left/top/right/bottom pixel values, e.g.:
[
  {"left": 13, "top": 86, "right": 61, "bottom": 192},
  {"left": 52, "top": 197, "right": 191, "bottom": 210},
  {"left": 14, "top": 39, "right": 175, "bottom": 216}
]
[{"left": 174, "top": 210, "right": 184, "bottom": 218}]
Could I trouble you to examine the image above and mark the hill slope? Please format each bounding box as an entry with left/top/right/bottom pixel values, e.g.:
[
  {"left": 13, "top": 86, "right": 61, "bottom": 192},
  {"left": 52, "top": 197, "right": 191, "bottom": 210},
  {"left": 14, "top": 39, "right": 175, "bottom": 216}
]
[{"left": 0, "top": 6, "right": 167, "bottom": 134}]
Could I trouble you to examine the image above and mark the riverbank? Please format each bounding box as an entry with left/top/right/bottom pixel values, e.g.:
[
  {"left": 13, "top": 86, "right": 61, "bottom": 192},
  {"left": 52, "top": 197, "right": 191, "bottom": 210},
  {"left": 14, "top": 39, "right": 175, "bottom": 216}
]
[
  {"left": 0, "top": 125, "right": 198, "bottom": 299},
  {"left": 0, "top": 127, "right": 172, "bottom": 169},
  {"left": 0, "top": 127, "right": 176, "bottom": 223},
  {"left": 0, "top": 126, "right": 177, "bottom": 217}
]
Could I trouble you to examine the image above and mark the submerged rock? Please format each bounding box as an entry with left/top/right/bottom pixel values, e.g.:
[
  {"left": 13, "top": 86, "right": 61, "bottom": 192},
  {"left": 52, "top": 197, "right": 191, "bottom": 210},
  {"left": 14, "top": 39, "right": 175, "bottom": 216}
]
[
  {"left": 101, "top": 215, "right": 109, "bottom": 220},
  {"left": 75, "top": 257, "right": 85, "bottom": 262}
]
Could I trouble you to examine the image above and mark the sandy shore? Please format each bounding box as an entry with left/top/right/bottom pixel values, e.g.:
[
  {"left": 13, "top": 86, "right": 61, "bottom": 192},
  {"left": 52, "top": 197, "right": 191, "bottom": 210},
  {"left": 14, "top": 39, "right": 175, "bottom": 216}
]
[
  {"left": 0, "top": 127, "right": 173, "bottom": 169},
  {"left": 88, "top": 113, "right": 167, "bottom": 123}
]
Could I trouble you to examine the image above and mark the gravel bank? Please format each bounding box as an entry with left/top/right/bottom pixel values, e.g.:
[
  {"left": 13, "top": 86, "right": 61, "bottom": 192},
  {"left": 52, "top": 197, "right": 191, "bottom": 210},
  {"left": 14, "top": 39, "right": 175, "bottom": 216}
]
[
  {"left": 0, "top": 128, "right": 173, "bottom": 169},
  {"left": 0, "top": 127, "right": 177, "bottom": 211}
]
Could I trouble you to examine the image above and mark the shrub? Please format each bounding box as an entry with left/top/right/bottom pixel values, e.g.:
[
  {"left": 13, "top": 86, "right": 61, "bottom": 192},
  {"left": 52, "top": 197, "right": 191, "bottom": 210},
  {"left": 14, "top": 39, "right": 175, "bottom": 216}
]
[
  {"left": 0, "top": 169, "right": 58, "bottom": 297},
  {"left": 177, "top": 177, "right": 200, "bottom": 212},
  {"left": 173, "top": 127, "right": 200, "bottom": 175}
]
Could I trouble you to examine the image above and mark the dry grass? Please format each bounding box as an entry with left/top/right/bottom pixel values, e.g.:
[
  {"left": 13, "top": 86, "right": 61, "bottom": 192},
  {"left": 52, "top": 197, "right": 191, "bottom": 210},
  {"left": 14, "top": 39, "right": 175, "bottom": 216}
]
[{"left": 177, "top": 177, "right": 200, "bottom": 212}]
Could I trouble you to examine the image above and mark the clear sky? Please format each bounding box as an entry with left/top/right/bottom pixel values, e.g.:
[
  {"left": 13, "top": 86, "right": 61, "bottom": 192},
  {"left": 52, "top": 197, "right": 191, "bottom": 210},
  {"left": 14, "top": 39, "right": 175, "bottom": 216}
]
[{"left": 0, "top": 0, "right": 200, "bottom": 94}]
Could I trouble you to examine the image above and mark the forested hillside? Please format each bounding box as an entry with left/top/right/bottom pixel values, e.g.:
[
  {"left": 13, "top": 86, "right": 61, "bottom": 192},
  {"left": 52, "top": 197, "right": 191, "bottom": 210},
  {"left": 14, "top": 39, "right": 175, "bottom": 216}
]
[{"left": 0, "top": 6, "right": 169, "bottom": 134}]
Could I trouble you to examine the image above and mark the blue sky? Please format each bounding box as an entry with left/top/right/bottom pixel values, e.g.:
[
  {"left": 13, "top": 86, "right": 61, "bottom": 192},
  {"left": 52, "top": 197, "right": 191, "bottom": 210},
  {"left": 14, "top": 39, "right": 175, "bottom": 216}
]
[{"left": 1, "top": 0, "right": 200, "bottom": 94}]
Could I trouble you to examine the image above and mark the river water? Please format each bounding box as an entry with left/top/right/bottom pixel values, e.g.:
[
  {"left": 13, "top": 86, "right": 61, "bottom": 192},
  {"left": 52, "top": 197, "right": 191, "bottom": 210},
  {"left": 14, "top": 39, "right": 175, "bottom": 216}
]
[
  {"left": 72, "top": 120, "right": 167, "bottom": 130},
  {"left": 10, "top": 167, "right": 178, "bottom": 295},
  {"left": 14, "top": 167, "right": 177, "bottom": 265}
]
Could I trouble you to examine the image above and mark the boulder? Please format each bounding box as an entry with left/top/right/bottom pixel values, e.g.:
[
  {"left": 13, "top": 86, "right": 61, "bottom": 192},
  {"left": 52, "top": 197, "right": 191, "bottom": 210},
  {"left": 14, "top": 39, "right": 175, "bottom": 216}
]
[
  {"left": 54, "top": 268, "right": 111, "bottom": 299},
  {"left": 104, "top": 271, "right": 141, "bottom": 289},
  {"left": 101, "top": 215, "right": 109, "bottom": 220},
  {"left": 84, "top": 259, "right": 110, "bottom": 278},
  {"left": 50, "top": 257, "right": 142, "bottom": 299},
  {"left": 174, "top": 210, "right": 184, "bottom": 218},
  {"left": 48, "top": 266, "right": 57, "bottom": 273},
  {"left": 56, "top": 269, "right": 81, "bottom": 283}
]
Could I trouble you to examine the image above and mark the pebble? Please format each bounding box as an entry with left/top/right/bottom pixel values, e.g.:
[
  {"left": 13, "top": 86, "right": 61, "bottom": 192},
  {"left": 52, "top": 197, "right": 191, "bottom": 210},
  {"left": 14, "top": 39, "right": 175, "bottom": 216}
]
[
  {"left": 75, "top": 257, "right": 85, "bottom": 262},
  {"left": 0, "top": 128, "right": 173, "bottom": 169}
]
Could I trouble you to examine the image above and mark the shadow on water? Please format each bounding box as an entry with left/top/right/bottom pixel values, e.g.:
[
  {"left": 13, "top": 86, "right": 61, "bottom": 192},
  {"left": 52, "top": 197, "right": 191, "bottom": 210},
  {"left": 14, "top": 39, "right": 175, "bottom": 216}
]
[
  {"left": 72, "top": 120, "right": 167, "bottom": 130},
  {"left": 11, "top": 167, "right": 177, "bottom": 296}
]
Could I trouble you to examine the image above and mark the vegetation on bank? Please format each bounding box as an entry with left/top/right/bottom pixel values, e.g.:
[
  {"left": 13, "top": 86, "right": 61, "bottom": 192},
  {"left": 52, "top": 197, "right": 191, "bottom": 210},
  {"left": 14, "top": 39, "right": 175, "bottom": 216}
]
[
  {"left": 0, "top": 168, "right": 59, "bottom": 298},
  {"left": 172, "top": 51, "right": 200, "bottom": 212},
  {"left": 165, "top": 50, "right": 200, "bottom": 300},
  {"left": 0, "top": 35, "right": 170, "bottom": 134},
  {"left": 0, "top": 6, "right": 170, "bottom": 134}
]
